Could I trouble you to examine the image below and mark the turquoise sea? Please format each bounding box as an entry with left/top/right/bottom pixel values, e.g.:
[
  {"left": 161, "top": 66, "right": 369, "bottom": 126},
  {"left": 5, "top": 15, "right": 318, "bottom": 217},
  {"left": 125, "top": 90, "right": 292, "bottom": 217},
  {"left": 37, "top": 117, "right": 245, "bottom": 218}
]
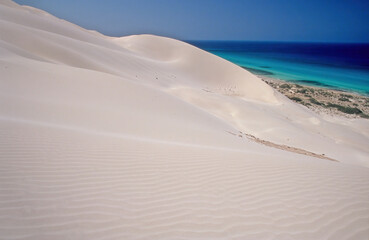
[{"left": 187, "top": 41, "right": 369, "bottom": 95}]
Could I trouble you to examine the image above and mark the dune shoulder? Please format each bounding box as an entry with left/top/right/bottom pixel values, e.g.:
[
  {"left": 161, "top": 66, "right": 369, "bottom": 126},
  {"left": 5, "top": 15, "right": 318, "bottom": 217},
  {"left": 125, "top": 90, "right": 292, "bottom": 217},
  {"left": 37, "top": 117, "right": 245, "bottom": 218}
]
[{"left": 0, "top": 1, "right": 369, "bottom": 239}]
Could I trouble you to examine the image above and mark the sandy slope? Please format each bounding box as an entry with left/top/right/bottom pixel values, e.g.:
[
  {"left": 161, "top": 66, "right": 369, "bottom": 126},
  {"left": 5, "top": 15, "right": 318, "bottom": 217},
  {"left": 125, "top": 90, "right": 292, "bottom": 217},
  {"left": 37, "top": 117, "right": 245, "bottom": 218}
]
[{"left": 0, "top": 0, "right": 368, "bottom": 239}]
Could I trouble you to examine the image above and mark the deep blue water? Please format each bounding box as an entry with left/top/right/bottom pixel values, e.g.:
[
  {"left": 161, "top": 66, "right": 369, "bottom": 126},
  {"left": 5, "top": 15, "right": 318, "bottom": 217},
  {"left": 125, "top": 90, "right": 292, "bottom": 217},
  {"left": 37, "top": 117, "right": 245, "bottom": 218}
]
[{"left": 186, "top": 41, "right": 369, "bottom": 95}]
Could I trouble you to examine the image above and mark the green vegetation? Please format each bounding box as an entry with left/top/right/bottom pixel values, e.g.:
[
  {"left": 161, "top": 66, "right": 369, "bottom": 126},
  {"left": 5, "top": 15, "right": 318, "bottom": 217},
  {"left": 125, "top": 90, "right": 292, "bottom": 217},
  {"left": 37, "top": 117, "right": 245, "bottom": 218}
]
[
  {"left": 268, "top": 79, "right": 369, "bottom": 119},
  {"left": 309, "top": 97, "right": 323, "bottom": 105},
  {"left": 322, "top": 92, "right": 333, "bottom": 97},
  {"left": 340, "top": 94, "right": 353, "bottom": 99},
  {"left": 302, "top": 102, "right": 311, "bottom": 107},
  {"left": 326, "top": 103, "right": 362, "bottom": 114},
  {"left": 280, "top": 84, "right": 291, "bottom": 89},
  {"left": 338, "top": 97, "right": 350, "bottom": 102},
  {"left": 297, "top": 89, "right": 307, "bottom": 94},
  {"left": 289, "top": 96, "right": 302, "bottom": 102}
]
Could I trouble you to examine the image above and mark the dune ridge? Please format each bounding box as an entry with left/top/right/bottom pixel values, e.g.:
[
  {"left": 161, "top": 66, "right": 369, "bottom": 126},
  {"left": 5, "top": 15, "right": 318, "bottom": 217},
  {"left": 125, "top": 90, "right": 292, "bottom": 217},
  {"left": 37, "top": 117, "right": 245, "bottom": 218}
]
[{"left": 0, "top": 0, "right": 369, "bottom": 239}]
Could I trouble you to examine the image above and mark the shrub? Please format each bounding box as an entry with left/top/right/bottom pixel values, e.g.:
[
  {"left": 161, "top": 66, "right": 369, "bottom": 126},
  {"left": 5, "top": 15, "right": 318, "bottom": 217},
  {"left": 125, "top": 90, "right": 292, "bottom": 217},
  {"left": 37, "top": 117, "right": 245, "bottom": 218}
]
[
  {"left": 297, "top": 89, "right": 307, "bottom": 94},
  {"left": 302, "top": 102, "right": 312, "bottom": 107},
  {"left": 280, "top": 84, "right": 291, "bottom": 89},
  {"left": 340, "top": 94, "right": 353, "bottom": 99},
  {"left": 338, "top": 97, "right": 350, "bottom": 102},
  {"left": 326, "top": 103, "right": 362, "bottom": 114},
  {"left": 289, "top": 96, "right": 302, "bottom": 102},
  {"left": 309, "top": 97, "right": 322, "bottom": 105}
]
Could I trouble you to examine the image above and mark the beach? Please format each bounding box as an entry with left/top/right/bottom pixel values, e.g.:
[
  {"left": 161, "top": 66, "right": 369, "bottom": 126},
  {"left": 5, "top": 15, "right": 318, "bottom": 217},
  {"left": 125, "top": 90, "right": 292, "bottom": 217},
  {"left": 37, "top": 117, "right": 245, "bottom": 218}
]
[
  {"left": 1, "top": 1, "right": 369, "bottom": 239},
  {"left": 260, "top": 76, "right": 369, "bottom": 119},
  {"left": 189, "top": 41, "right": 369, "bottom": 95}
]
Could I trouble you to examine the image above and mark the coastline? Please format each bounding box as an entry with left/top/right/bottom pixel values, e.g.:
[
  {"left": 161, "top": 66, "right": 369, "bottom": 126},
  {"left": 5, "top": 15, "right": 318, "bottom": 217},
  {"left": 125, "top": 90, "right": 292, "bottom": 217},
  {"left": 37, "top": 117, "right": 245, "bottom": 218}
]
[
  {"left": 2, "top": 1, "right": 369, "bottom": 239},
  {"left": 258, "top": 75, "right": 369, "bottom": 119}
]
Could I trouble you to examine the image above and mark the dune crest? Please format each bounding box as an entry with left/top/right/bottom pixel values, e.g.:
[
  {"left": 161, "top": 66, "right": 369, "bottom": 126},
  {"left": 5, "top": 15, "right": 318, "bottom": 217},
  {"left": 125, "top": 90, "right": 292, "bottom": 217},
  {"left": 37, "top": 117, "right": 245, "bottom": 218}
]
[
  {"left": 115, "top": 34, "right": 279, "bottom": 103},
  {"left": 1, "top": 1, "right": 369, "bottom": 239}
]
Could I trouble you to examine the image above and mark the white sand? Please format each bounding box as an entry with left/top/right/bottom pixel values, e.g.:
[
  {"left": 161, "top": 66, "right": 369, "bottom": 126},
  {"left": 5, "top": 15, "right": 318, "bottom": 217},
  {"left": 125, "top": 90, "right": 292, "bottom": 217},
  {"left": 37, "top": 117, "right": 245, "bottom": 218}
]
[{"left": 0, "top": 0, "right": 369, "bottom": 239}]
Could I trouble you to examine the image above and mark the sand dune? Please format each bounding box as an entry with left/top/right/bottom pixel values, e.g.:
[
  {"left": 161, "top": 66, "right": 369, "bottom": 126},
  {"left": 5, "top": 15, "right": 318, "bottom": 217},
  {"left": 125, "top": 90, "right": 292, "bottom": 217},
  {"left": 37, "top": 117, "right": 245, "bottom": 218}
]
[{"left": 0, "top": 0, "right": 369, "bottom": 239}]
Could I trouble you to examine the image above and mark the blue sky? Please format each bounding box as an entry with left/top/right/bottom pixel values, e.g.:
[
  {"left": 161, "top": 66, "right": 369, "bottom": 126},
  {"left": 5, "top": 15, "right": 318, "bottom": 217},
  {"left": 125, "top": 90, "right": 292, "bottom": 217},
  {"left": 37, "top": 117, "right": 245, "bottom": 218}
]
[{"left": 14, "top": 0, "right": 369, "bottom": 42}]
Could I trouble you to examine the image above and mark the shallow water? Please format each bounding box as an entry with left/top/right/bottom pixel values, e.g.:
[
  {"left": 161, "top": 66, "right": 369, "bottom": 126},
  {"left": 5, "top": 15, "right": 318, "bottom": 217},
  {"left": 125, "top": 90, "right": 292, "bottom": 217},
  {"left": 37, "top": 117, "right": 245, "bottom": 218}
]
[{"left": 188, "top": 41, "right": 369, "bottom": 95}]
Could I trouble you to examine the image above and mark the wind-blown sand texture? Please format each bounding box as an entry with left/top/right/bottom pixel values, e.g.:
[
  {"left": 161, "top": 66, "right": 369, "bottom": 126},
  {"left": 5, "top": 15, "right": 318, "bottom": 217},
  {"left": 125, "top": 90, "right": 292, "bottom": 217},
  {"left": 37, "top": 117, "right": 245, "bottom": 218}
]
[{"left": 0, "top": 1, "right": 369, "bottom": 239}]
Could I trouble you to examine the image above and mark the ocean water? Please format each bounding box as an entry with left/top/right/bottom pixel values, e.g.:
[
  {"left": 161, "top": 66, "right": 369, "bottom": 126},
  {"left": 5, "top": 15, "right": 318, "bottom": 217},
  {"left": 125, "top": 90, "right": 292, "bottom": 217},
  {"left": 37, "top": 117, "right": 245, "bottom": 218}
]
[{"left": 187, "top": 41, "right": 369, "bottom": 95}]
